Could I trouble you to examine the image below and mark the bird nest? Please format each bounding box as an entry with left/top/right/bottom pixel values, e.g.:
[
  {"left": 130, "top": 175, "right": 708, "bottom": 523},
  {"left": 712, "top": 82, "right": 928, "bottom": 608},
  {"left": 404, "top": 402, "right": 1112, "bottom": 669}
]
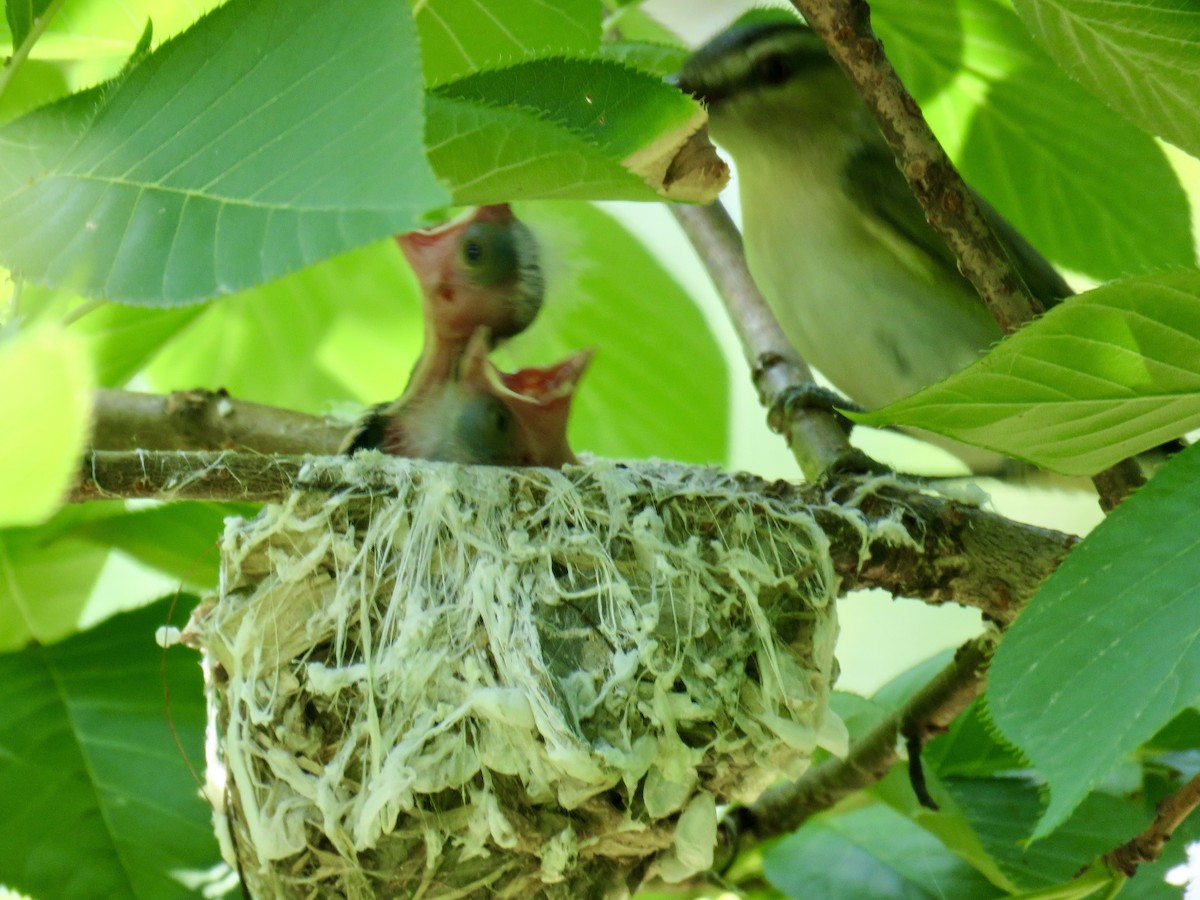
[{"left": 187, "top": 455, "right": 846, "bottom": 898}]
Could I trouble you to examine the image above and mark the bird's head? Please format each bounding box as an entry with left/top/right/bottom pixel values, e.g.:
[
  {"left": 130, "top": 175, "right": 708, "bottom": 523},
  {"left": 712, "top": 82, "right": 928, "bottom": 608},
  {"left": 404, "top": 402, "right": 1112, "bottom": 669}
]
[
  {"left": 397, "top": 204, "right": 545, "bottom": 346},
  {"left": 458, "top": 328, "right": 593, "bottom": 468},
  {"left": 676, "top": 11, "right": 858, "bottom": 160}
]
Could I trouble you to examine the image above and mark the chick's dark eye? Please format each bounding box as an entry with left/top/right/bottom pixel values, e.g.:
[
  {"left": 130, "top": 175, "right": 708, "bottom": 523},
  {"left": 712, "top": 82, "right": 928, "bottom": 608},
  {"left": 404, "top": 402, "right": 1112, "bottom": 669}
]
[
  {"left": 756, "top": 54, "right": 790, "bottom": 86},
  {"left": 458, "top": 222, "right": 519, "bottom": 286}
]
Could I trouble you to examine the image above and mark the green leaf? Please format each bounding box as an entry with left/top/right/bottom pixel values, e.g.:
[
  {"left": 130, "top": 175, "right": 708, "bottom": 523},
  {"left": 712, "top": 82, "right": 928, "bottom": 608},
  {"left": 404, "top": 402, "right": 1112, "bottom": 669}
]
[
  {"left": 4, "top": 0, "right": 52, "bottom": 50},
  {"left": 0, "top": 326, "right": 93, "bottom": 527},
  {"left": 0, "top": 0, "right": 448, "bottom": 305},
  {"left": 412, "top": 0, "right": 601, "bottom": 87},
  {"left": 853, "top": 271, "right": 1200, "bottom": 476},
  {"left": 0, "top": 596, "right": 219, "bottom": 900},
  {"left": 501, "top": 201, "right": 729, "bottom": 463},
  {"left": 428, "top": 59, "right": 721, "bottom": 203},
  {"left": 0, "top": 508, "right": 112, "bottom": 650},
  {"left": 925, "top": 699, "right": 1026, "bottom": 779},
  {"left": 144, "top": 241, "right": 423, "bottom": 414},
  {"left": 872, "top": 0, "right": 1194, "bottom": 281},
  {"left": 598, "top": 39, "right": 689, "bottom": 76},
  {"left": 940, "top": 776, "right": 1145, "bottom": 891},
  {"left": 437, "top": 57, "right": 698, "bottom": 161},
  {"left": 426, "top": 94, "right": 654, "bottom": 204},
  {"left": 989, "top": 441, "right": 1200, "bottom": 838},
  {"left": 762, "top": 803, "right": 1006, "bottom": 899},
  {"left": 68, "top": 502, "right": 250, "bottom": 585},
  {"left": 1013, "top": 0, "right": 1200, "bottom": 159}
]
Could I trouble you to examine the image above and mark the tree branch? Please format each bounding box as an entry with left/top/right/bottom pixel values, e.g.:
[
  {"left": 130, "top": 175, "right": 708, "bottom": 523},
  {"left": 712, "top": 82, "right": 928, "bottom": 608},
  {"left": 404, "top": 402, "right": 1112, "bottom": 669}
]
[
  {"left": 740, "top": 633, "right": 995, "bottom": 841},
  {"left": 787, "top": 0, "right": 1145, "bottom": 510},
  {"left": 672, "top": 201, "right": 851, "bottom": 480},
  {"left": 1104, "top": 770, "right": 1200, "bottom": 878},
  {"left": 71, "top": 449, "right": 1073, "bottom": 626},
  {"left": 91, "top": 387, "right": 347, "bottom": 455}
]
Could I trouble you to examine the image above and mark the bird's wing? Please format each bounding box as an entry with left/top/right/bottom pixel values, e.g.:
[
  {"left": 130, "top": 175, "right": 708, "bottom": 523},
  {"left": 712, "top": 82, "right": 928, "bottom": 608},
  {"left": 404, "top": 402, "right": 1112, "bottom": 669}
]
[{"left": 843, "top": 142, "right": 1071, "bottom": 309}]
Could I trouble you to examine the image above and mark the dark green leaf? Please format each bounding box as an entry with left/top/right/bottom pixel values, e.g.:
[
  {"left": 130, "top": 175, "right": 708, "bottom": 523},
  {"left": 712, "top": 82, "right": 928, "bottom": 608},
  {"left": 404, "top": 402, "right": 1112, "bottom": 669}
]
[
  {"left": 853, "top": 272, "right": 1200, "bottom": 475},
  {"left": 0, "top": 596, "right": 218, "bottom": 900},
  {"left": 763, "top": 803, "right": 1005, "bottom": 899},
  {"left": 0, "top": 0, "right": 448, "bottom": 305},
  {"left": 1013, "top": 0, "right": 1200, "bottom": 159},
  {"left": 989, "top": 441, "right": 1200, "bottom": 838},
  {"left": 940, "top": 776, "right": 1145, "bottom": 891}
]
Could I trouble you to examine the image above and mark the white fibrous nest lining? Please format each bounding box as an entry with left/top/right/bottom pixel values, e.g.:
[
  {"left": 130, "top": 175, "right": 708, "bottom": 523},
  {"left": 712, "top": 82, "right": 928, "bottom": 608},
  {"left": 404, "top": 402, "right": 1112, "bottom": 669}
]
[{"left": 190, "top": 455, "right": 847, "bottom": 899}]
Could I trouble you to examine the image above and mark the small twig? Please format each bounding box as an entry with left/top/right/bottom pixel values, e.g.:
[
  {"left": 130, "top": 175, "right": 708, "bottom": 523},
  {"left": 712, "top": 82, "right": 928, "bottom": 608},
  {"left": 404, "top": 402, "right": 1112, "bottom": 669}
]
[
  {"left": 671, "top": 200, "right": 851, "bottom": 480},
  {"left": 740, "top": 634, "right": 994, "bottom": 840},
  {"left": 1104, "top": 771, "right": 1200, "bottom": 877},
  {"left": 60, "top": 298, "right": 107, "bottom": 327}
]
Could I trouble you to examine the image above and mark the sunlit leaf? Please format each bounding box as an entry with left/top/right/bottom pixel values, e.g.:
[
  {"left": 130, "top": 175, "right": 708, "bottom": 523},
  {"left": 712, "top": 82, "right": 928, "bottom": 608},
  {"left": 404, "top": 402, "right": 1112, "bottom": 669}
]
[
  {"left": 853, "top": 272, "right": 1200, "bottom": 475},
  {"left": 1014, "top": 0, "right": 1200, "bottom": 159},
  {"left": 0, "top": 0, "right": 447, "bottom": 305},
  {"left": 0, "top": 326, "right": 92, "bottom": 527}
]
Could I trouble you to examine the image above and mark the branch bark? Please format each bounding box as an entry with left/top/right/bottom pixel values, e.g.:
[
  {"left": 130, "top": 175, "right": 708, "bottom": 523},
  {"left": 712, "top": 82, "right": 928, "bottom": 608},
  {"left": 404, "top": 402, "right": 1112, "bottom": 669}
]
[
  {"left": 1104, "top": 770, "right": 1200, "bottom": 877},
  {"left": 91, "top": 387, "right": 347, "bottom": 454},
  {"left": 71, "top": 449, "right": 1073, "bottom": 626},
  {"left": 672, "top": 201, "right": 851, "bottom": 480},
  {"left": 742, "top": 634, "right": 994, "bottom": 841}
]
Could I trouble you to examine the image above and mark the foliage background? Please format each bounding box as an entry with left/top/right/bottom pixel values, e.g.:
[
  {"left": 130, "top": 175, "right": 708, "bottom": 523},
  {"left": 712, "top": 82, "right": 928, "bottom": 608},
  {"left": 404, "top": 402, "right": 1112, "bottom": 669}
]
[{"left": 1, "top": 0, "right": 1199, "bottom": 897}]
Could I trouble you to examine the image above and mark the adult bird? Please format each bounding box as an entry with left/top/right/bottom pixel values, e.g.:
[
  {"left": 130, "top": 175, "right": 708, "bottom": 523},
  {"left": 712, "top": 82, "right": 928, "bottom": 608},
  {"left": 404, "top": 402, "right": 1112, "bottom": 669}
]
[
  {"left": 341, "top": 204, "right": 545, "bottom": 456},
  {"left": 677, "top": 10, "right": 1071, "bottom": 471}
]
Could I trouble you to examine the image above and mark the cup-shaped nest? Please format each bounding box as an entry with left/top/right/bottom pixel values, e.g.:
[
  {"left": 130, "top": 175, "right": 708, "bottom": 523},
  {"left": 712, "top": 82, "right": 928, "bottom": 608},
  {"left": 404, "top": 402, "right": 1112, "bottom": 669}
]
[{"left": 189, "top": 456, "right": 845, "bottom": 898}]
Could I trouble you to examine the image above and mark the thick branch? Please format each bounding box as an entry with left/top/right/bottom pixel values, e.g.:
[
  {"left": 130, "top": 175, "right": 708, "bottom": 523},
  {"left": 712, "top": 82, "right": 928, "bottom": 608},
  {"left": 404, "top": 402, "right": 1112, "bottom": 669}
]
[
  {"left": 1105, "top": 771, "right": 1200, "bottom": 877},
  {"left": 743, "top": 633, "right": 994, "bottom": 840},
  {"left": 672, "top": 201, "right": 850, "bottom": 480},
  {"left": 788, "top": 0, "right": 1040, "bottom": 333},
  {"left": 92, "top": 387, "right": 347, "bottom": 455},
  {"left": 71, "top": 450, "right": 1072, "bottom": 625}
]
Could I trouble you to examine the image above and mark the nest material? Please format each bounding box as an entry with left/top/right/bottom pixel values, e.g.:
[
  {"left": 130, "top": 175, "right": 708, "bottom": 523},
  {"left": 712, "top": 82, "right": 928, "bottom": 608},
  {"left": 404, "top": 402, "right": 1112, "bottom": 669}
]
[{"left": 190, "top": 455, "right": 846, "bottom": 898}]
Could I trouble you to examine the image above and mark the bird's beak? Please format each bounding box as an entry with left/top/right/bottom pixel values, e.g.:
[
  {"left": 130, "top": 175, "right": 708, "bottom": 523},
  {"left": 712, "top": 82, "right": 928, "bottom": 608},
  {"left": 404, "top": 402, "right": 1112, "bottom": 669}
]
[{"left": 394, "top": 204, "right": 516, "bottom": 286}]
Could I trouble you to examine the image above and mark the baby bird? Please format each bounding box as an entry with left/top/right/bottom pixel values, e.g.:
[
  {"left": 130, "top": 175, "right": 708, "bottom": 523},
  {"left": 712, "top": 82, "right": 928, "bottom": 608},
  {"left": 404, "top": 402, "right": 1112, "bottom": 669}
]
[{"left": 341, "top": 204, "right": 544, "bottom": 456}]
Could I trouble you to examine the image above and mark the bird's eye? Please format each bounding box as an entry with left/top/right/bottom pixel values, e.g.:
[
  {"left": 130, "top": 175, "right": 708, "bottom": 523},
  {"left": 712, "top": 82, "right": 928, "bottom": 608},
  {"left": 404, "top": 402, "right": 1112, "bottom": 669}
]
[
  {"left": 756, "top": 54, "right": 790, "bottom": 86},
  {"left": 458, "top": 222, "right": 519, "bottom": 286}
]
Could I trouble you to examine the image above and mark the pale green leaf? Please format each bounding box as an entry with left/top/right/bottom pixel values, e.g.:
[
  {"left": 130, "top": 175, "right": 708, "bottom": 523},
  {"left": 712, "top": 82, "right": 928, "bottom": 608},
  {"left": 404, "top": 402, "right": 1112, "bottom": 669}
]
[
  {"left": 0, "top": 510, "right": 111, "bottom": 650},
  {"left": 873, "top": 0, "right": 1194, "bottom": 281},
  {"left": 763, "top": 803, "right": 1005, "bottom": 899},
  {"left": 598, "top": 40, "right": 689, "bottom": 76},
  {"left": 1013, "top": 0, "right": 1200, "bottom": 159},
  {"left": 853, "top": 272, "right": 1200, "bottom": 476},
  {"left": 0, "top": 597, "right": 218, "bottom": 900},
  {"left": 0, "top": 326, "right": 92, "bottom": 527},
  {"left": 412, "top": 0, "right": 601, "bottom": 87},
  {"left": 144, "top": 241, "right": 423, "bottom": 415},
  {"left": 500, "top": 202, "right": 728, "bottom": 463},
  {"left": 0, "top": 0, "right": 448, "bottom": 305},
  {"left": 1, "top": 0, "right": 219, "bottom": 60},
  {"left": 989, "top": 441, "right": 1200, "bottom": 838}
]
